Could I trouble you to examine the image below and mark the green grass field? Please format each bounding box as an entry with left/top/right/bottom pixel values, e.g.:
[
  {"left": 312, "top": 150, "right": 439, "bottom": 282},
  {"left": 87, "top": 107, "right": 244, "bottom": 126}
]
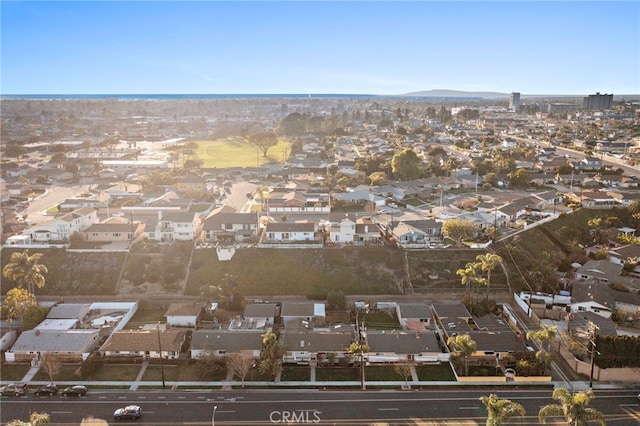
[{"left": 193, "top": 137, "right": 292, "bottom": 168}]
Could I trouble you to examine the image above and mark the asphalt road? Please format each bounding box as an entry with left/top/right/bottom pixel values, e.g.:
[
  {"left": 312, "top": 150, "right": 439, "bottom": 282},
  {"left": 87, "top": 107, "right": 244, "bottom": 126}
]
[{"left": 1, "top": 388, "right": 639, "bottom": 425}]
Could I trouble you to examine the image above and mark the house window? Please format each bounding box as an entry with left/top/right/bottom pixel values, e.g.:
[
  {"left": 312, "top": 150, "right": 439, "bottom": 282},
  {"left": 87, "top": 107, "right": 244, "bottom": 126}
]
[
  {"left": 283, "top": 232, "right": 289, "bottom": 239},
  {"left": 113, "top": 233, "right": 121, "bottom": 237},
  {"left": 225, "top": 223, "right": 233, "bottom": 230}
]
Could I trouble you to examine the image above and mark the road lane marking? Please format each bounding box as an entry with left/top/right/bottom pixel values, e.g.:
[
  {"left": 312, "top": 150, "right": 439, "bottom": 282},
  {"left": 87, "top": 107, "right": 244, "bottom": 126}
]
[
  {"left": 51, "top": 411, "right": 72, "bottom": 414},
  {"left": 378, "top": 408, "right": 398, "bottom": 411},
  {"left": 459, "top": 406, "right": 479, "bottom": 410}
]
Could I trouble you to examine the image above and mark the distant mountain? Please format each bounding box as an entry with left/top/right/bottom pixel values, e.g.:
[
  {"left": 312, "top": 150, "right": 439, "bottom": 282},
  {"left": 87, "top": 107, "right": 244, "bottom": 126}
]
[{"left": 403, "top": 89, "right": 509, "bottom": 99}]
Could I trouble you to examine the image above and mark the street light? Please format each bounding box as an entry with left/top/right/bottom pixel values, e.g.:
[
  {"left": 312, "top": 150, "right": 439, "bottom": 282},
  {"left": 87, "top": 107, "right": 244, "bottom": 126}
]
[{"left": 212, "top": 405, "right": 217, "bottom": 426}]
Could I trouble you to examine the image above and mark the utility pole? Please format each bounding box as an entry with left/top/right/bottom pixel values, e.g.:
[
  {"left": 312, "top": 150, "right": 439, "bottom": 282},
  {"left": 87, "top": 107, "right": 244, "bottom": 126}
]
[
  {"left": 588, "top": 323, "right": 599, "bottom": 389},
  {"left": 157, "top": 322, "right": 166, "bottom": 389}
]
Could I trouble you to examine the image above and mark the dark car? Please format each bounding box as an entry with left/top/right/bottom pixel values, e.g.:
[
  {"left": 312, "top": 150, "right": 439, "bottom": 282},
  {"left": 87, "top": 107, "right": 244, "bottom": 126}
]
[
  {"left": 0, "top": 382, "right": 28, "bottom": 396},
  {"left": 114, "top": 405, "right": 142, "bottom": 420},
  {"left": 34, "top": 384, "right": 58, "bottom": 397},
  {"left": 61, "top": 385, "right": 87, "bottom": 397}
]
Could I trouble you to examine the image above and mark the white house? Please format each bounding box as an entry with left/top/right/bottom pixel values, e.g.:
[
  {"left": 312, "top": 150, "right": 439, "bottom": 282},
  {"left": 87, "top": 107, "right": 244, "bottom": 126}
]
[
  {"left": 26, "top": 208, "right": 97, "bottom": 242},
  {"left": 329, "top": 218, "right": 356, "bottom": 243}
]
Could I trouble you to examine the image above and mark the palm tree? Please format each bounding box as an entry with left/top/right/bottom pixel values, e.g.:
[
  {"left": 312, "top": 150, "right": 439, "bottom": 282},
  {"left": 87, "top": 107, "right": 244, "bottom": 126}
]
[
  {"left": 447, "top": 333, "right": 477, "bottom": 376},
  {"left": 527, "top": 324, "right": 558, "bottom": 375},
  {"left": 2, "top": 250, "right": 48, "bottom": 300},
  {"left": 456, "top": 262, "right": 479, "bottom": 298},
  {"left": 538, "top": 388, "right": 606, "bottom": 425},
  {"left": 527, "top": 324, "right": 558, "bottom": 353},
  {"left": 476, "top": 253, "right": 502, "bottom": 298},
  {"left": 480, "top": 393, "right": 526, "bottom": 426}
]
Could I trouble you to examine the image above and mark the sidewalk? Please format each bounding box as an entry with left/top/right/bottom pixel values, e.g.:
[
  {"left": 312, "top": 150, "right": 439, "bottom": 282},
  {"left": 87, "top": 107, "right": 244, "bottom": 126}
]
[{"left": 18, "top": 358, "right": 631, "bottom": 392}]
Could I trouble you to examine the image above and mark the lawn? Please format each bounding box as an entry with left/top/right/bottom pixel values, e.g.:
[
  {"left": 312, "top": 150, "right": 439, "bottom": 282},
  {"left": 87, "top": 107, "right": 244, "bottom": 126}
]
[
  {"left": 142, "top": 363, "right": 227, "bottom": 382},
  {"left": 32, "top": 364, "right": 141, "bottom": 382},
  {"left": 194, "top": 137, "right": 292, "bottom": 168},
  {"left": 124, "top": 303, "right": 167, "bottom": 328},
  {"left": 415, "top": 363, "right": 456, "bottom": 381},
  {"left": 281, "top": 366, "right": 311, "bottom": 381},
  {"left": 0, "top": 363, "right": 31, "bottom": 382},
  {"left": 316, "top": 367, "right": 360, "bottom": 381}
]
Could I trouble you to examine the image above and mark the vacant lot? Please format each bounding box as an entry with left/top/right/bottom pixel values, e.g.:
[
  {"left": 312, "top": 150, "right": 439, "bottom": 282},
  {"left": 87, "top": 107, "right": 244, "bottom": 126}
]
[{"left": 194, "top": 137, "right": 292, "bottom": 168}]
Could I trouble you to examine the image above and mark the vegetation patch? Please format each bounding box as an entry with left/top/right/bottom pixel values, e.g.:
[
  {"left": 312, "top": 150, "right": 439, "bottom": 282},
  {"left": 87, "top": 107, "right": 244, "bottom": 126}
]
[
  {"left": 193, "top": 137, "right": 291, "bottom": 168},
  {"left": 415, "top": 363, "right": 456, "bottom": 381},
  {"left": 0, "top": 363, "right": 31, "bottom": 382},
  {"left": 0, "top": 248, "right": 124, "bottom": 296},
  {"left": 187, "top": 246, "right": 406, "bottom": 298}
]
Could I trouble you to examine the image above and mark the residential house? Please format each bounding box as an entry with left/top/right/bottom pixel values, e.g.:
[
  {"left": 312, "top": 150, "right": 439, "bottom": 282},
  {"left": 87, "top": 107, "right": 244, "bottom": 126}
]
[
  {"left": 150, "top": 210, "right": 199, "bottom": 242},
  {"left": 574, "top": 156, "right": 602, "bottom": 171},
  {"left": 575, "top": 260, "right": 623, "bottom": 283},
  {"left": 261, "top": 222, "right": 322, "bottom": 248},
  {"left": 243, "top": 303, "right": 278, "bottom": 329},
  {"left": 573, "top": 190, "right": 620, "bottom": 208},
  {"left": 202, "top": 211, "right": 259, "bottom": 245},
  {"left": 613, "top": 290, "right": 640, "bottom": 313},
  {"left": 431, "top": 304, "right": 474, "bottom": 340},
  {"left": 100, "top": 328, "right": 186, "bottom": 360},
  {"left": 570, "top": 281, "right": 615, "bottom": 318},
  {"left": 328, "top": 217, "right": 356, "bottom": 244},
  {"left": 396, "top": 303, "right": 432, "bottom": 330},
  {"left": 164, "top": 302, "right": 203, "bottom": 327},
  {"left": 190, "top": 330, "right": 263, "bottom": 359},
  {"left": 82, "top": 221, "right": 143, "bottom": 243},
  {"left": 354, "top": 220, "right": 381, "bottom": 244},
  {"left": 59, "top": 198, "right": 104, "bottom": 211},
  {"left": 282, "top": 330, "right": 354, "bottom": 364},
  {"left": 365, "top": 330, "right": 442, "bottom": 363},
  {"left": 568, "top": 311, "right": 618, "bottom": 343},
  {"left": 175, "top": 175, "right": 206, "bottom": 197},
  {"left": 6, "top": 330, "right": 100, "bottom": 363},
  {"left": 267, "top": 189, "right": 330, "bottom": 215},
  {"left": 608, "top": 244, "right": 640, "bottom": 266},
  {"left": 466, "top": 330, "right": 529, "bottom": 360},
  {"left": 280, "top": 302, "right": 326, "bottom": 327},
  {"left": 26, "top": 208, "right": 97, "bottom": 242}
]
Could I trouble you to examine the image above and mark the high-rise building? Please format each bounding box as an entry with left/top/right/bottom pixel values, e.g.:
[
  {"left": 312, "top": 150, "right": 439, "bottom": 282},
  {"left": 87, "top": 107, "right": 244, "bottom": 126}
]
[
  {"left": 509, "top": 92, "right": 520, "bottom": 112},
  {"left": 583, "top": 92, "right": 613, "bottom": 110}
]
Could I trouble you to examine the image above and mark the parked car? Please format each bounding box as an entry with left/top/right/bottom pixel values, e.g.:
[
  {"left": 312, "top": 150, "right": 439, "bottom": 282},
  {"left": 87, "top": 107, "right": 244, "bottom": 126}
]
[
  {"left": 0, "top": 382, "right": 28, "bottom": 396},
  {"left": 34, "top": 384, "right": 58, "bottom": 397},
  {"left": 61, "top": 385, "right": 87, "bottom": 397},
  {"left": 114, "top": 405, "right": 142, "bottom": 420}
]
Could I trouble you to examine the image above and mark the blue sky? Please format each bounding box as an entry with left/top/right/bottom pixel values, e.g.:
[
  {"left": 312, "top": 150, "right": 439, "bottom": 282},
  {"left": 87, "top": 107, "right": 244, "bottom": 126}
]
[{"left": 2, "top": 1, "right": 639, "bottom": 95}]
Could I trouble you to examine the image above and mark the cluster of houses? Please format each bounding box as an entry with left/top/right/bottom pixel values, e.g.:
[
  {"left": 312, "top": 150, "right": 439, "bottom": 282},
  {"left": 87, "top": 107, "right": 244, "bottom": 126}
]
[{"left": 1, "top": 299, "right": 537, "bottom": 376}]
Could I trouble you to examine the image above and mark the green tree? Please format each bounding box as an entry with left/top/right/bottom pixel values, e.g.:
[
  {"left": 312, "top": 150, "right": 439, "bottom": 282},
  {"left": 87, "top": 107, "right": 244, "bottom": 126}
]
[
  {"left": 2, "top": 287, "right": 37, "bottom": 323},
  {"left": 249, "top": 131, "right": 278, "bottom": 157},
  {"left": 442, "top": 219, "right": 477, "bottom": 247},
  {"left": 480, "top": 393, "right": 526, "bottom": 426},
  {"left": 538, "top": 388, "right": 605, "bottom": 425},
  {"left": 368, "top": 171, "right": 387, "bottom": 186},
  {"left": 259, "top": 331, "right": 283, "bottom": 380},
  {"left": 391, "top": 148, "right": 422, "bottom": 180},
  {"left": 277, "top": 112, "right": 307, "bottom": 137},
  {"left": 2, "top": 250, "right": 48, "bottom": 300},
  {"left": 509, "top": 168, "right": 531, "bottom": 187},
  {"left": 447, "top": 333, "right": 477, "bottom": 376}
]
